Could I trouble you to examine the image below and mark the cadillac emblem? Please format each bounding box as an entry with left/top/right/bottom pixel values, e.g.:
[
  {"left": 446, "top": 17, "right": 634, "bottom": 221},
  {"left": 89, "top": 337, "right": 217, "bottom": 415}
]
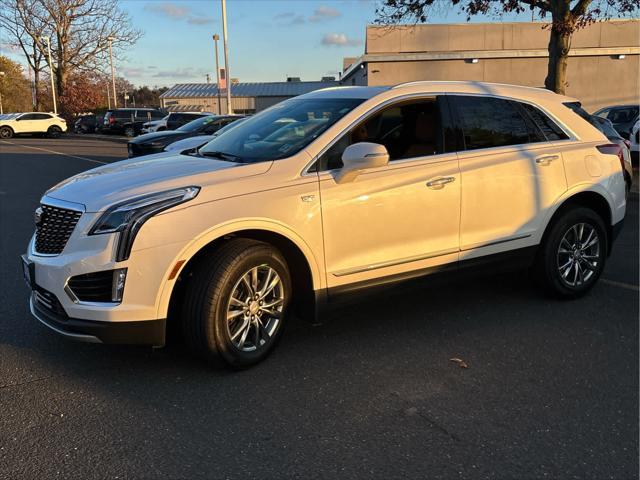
[{"left": 34, "top": 207, "right": 44, "bottom": 227}]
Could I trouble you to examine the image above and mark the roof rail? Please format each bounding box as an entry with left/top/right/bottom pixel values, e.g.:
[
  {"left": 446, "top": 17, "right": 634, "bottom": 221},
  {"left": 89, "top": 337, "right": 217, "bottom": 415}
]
[{"left": 392, "top": 80, "right": 551, "bottom": 93}]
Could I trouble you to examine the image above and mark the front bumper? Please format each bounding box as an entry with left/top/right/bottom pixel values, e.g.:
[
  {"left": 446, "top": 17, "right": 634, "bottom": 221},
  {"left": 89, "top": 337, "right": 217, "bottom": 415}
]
[{"left": 30, "top": 294, "right": 165, "bottom": 345}]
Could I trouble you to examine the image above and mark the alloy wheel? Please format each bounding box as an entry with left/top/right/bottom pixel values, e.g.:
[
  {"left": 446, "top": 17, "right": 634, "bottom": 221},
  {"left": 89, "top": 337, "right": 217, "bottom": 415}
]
[
  {"left": 226, "top": 264, "right": 285, "bottom": 352},
  {"left": 556, "top": 222, "right": 601, "bottom": 288}
]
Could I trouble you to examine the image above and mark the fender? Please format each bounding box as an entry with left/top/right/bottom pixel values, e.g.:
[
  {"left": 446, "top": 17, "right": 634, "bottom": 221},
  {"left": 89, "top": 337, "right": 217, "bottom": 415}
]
[
  {"left": 153, "top": 218, "right": 325, "bottom": 319},
  {"left": 533, "top": 182, "right": 618, "bottom": 246}
]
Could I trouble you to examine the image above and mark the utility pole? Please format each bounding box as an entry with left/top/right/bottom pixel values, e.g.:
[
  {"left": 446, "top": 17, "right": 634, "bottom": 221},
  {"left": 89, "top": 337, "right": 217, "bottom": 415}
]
[
  {"left": 42, "top": 36, "right": 57, "bottom": 114},
  {"left": 213, "top": 34, "right": 222, "bottom": 115},
  {"left": 108, "top": 37, "right": 117, "bottom": 108},
  {"left": 0, "top": 71, "right": 5, "bottom": 115},
  {"left": 221, "top": 0, "right": 233, "bottom": 114}
]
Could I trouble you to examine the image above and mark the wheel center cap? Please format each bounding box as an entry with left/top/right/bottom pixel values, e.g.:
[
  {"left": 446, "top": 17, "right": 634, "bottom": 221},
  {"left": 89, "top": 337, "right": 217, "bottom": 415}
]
[{"left": 249, "top": 301, "right": 260, "bottom": 315}]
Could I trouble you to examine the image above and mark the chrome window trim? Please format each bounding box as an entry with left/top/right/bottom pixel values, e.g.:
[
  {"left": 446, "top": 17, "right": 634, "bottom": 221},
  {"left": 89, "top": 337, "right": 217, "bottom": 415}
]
[{"left": 301, "top": 91, "right": 577, "bottom": 177}]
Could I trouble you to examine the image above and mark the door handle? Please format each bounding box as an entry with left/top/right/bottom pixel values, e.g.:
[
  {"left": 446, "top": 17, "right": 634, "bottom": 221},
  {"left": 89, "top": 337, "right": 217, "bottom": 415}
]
[
  {"left": 535, "top": 154, "right": 559, "bottom": 165},
  {"left": 426, "top": 176, "right": 455, "bottom": 188}
]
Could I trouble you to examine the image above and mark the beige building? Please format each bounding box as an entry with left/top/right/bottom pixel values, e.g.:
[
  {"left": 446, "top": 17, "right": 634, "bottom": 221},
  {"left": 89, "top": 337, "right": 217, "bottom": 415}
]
[{"left": 341, "top": 20, "right": 640, "bottom": 111}]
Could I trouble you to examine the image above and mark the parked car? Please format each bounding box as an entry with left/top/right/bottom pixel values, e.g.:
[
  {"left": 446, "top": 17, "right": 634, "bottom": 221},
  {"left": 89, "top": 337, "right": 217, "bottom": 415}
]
[
  {"left": 593, "top": 104, "right": 639, "bottom": 140},
  {"left": 163, "top": 117, "right": 249, "bottom": 154},
  {"left": 141, "top": 115, "right": 168, "bottom": 134},
  {"left": 74, "top": 114, "right": 99, "bottom": 134},
  {"left": 23, "top": 82, "right": 627, "bottom": 368},
  {"left": 0, "top": 112, "right": 67, "bottom": 139},
  {"left": 587, "top": 115, "right": 633, "bottom": 194},
  {"left": 127, "top": 114, "right": 243, "bottom": 158},
  {"left": 102, "top": 108, "right": 165, "bottom": 137},
  {"left": 630, "top": 119, "right": 639, "bottom": 165}
]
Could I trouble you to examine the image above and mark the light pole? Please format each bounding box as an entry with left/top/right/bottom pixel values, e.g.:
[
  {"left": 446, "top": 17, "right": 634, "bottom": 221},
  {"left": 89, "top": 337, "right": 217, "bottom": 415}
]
[
  {"left": 212, "top": 34, "right": 222, "bottom": 115},
  {"left": 42, "top": 36, "right": 57, "bottom": 114},
  {"left": 0, "top": 71, "right": 5, "bottom": 114},
  {"left": 220, "top": 0, "right": 232, "bottom": 114},
  {"left": 108, "top": 36, "right": 117, "bottom": 108}
]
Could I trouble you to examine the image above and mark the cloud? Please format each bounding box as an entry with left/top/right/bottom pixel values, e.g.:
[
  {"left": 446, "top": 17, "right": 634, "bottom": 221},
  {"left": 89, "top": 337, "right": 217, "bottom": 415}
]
[
  {"left": 321, "top": 33, "right": 362, "bottom": 47},
  {"left": 273, "top": 11, "right": 306, "bottom": 25},
  {"left": 144, "top": 2, "right": 189, "bottom": 19},
  {"left": 152, "top": 67, "right": 208, "bottom": 80},
  {"left": 187, "top": 16, "right": 215, "bottom": 25},
  {"left": 144, "top": 3, "right": 215, "bottom": 26},
  {"left": 309, "top": 6, "right": 341, "bottom": 22}
]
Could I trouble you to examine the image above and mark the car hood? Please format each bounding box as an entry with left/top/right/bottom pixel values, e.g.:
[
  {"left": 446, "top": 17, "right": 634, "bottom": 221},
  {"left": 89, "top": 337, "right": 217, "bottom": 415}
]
[
  {"left": 44, "top": 153, "right": 272, "bottom": 212},
  {"left": 130, "top": 130, "right": 190, "bottom": 145}
]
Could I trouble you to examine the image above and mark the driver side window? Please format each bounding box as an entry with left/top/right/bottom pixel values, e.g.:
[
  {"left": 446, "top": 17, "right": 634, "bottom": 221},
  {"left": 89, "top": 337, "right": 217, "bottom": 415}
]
[{"left": 315, "top": 97, "right": 446, "bottom": 172}]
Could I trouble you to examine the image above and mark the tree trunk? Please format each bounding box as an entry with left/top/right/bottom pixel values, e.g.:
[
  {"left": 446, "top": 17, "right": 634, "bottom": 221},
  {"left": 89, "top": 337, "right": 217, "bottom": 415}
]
[
  {"left": 33, "top": 69, "right": 41, "bottom": 111},
  {"left": 544, "top": 27, "right": 571, "bottom": 95}
]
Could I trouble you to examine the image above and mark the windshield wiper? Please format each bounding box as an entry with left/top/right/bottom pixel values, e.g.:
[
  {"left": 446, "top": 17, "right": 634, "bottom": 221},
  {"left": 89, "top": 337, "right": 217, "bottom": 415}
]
[{"left": 198, "top": 150, "right": 244, "bottom": 163}]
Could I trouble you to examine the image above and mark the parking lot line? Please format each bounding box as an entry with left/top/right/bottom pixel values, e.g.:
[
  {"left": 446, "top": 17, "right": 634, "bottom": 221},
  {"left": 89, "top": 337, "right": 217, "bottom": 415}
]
[
  {"left": 601, "top": 278, "right": 639, "bottom": 292},
  {"left": 0, "top": 140, "right": 108, "bottom": 165}
]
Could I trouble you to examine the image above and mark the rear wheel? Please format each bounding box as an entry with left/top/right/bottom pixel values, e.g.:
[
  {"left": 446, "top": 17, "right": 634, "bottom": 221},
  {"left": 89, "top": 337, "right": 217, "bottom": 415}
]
[
  {"left": 47, "top": 125, "right": 62, "bottom": 138},
  {"left": 0, "top": 126, "right": 14, "bottom": 139},
  {"left": 182, "top": 239, "right": 291, "bottom": 368},
  {"left": 534, "top": 207, "right": 607, "bottom": 298},
  {"left": 124, "top": 126, "right": 136, "bottom": 137}
]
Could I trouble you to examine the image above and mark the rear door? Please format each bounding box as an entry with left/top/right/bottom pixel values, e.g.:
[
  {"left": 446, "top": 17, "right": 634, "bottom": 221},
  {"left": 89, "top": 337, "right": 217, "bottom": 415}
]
[{"left": 449, "top": 95, "right": 567, "bottom": 257}]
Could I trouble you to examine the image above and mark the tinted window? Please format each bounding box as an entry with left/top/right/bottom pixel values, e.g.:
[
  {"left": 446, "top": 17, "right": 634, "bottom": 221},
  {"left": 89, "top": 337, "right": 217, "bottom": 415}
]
[
  {"left": 519, "top": 102, "right": 568, "bottom": 141},
  {"left": 589, "top": 116, "right": 622, "bottom": 139},
  {"left": 199, "top": 98, "right": 364, "bottom": 163},
  {"left": 32, "top": 113, "right": 52, "bottom": 120},
  {"left": 19, "top": 114, "right": 36, "bottom": 120},
  {"left": 114, "top": 110, "right": 135, "bottom": 119},
  {"left": 178, "top": 115, "right": 216, "bottom": 133},
  {"left": 608, "top": 107, "right": 638, "bottom": 124},
  {"left": 317, "top": 97, "right": 446, "bottom": 171},
  {"left": 452, "top": 96, "right": 530, "bottom": 150}
]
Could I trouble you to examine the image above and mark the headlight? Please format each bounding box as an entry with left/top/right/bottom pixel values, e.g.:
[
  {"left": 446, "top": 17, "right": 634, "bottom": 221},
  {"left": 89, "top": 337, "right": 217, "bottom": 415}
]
[{"left": 89, "top": 186, "right": 200, "bottom": 261}]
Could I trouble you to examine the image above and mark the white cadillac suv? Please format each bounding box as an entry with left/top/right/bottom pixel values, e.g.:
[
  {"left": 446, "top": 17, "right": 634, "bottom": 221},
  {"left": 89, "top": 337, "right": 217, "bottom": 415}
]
[
  {"left": 0, "top": 112, "right": 67, "bottom": 138},
  {"left": 23, "top": 82, "right": 627, "bottom": 367}
]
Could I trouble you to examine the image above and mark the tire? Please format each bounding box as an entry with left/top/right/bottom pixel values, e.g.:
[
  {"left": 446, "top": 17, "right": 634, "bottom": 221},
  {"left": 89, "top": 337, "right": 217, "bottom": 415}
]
[
  {"left": 534, "top": 207, "right": 607, "bottom": 298},
  {"left": 181, "top": 239, "right": 292, "bottom": 368},
  {"left": 124, "top": 126, "right": 136, "bottom": 137},
  {"left": 0, "top": 126, "right": 14, "bottom": 139},
  {"left": 47, "top": 125, "right": 62, "bottom": 138}
]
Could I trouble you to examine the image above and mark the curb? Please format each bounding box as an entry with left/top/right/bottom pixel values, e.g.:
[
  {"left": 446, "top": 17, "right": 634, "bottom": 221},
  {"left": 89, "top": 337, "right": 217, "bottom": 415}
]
[{"left": 66, "top": 133, "right": 129, "bottom": 144}]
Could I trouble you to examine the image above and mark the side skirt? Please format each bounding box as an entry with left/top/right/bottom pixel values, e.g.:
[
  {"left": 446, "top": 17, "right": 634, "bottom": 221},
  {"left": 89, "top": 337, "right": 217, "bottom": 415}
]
[{"left": 311, "top": 245, "right": 538, "bottom": 320}]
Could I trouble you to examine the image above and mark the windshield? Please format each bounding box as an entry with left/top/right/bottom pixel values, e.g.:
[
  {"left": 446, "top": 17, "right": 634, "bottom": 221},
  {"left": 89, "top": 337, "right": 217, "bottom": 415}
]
[
  {"left": 199, "top": 98, "right": 364, "bottom": 162},
  {"left": 178, "top": 115, "right": 215, "bottom": 133}
]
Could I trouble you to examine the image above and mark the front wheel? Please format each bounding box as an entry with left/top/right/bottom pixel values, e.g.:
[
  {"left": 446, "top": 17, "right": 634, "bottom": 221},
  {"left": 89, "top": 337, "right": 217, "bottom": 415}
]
[
  {"left": 0, "top": 126, "right": 14, "bottom": 139},
  {"left": 534, "top": 207, "right": 607, "bottom": 298},
  {"left": 182, "top": 239, "right": 291, "bottom": 368},
  {"left": 47, "top": 125, "right": 62, "bottom": 138}
]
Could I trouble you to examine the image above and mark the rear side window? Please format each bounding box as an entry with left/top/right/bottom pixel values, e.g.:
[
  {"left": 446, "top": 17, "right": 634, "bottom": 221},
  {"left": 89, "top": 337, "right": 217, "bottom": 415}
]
[
  {"left": 450, "top": 96, "right": 529, "bottom": 150},
  {"left": 608, "top": 107, "right": 638, "bottom": 124},
  {"left": 518, "top": 103, "right": 568, "bottom": 141}
]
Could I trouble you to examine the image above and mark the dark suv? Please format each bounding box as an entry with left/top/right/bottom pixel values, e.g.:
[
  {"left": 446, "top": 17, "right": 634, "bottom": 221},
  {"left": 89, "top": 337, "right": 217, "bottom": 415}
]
[{"left": 102, "top": 108, "right": 165, "bottom": 136}]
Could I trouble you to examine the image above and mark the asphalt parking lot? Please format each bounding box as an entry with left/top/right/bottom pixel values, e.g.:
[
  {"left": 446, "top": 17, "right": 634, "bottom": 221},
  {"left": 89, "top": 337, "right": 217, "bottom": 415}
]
[{"left": 1, "top": 137, "right": 638, "bottom": 479}]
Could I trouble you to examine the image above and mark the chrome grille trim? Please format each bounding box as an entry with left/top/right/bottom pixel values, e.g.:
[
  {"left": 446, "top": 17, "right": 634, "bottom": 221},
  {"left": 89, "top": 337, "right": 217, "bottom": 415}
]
[{"left": 34, "top": 202, "right": 83, "bottom": 255}]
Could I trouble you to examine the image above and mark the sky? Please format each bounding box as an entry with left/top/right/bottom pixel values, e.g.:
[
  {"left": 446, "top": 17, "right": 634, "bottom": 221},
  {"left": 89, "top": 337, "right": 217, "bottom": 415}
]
[{"left": 2, "top": 0, "right": 538, "bottom": 88}]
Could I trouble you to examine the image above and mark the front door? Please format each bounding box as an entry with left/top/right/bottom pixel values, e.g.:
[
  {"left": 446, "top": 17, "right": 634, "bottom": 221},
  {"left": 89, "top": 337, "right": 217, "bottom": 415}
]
[{"left": 316, "top": 97, "right": 461, "bottom": 289}]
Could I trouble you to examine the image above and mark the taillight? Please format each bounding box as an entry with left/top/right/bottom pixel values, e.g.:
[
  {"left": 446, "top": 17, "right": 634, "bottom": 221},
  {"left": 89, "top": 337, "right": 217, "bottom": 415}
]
[
  {"left": 596, "top": 143, "right": 624, "bottom": 172},
  {"left": 109, "top": 117, "right": 115, "bottom": 124}
]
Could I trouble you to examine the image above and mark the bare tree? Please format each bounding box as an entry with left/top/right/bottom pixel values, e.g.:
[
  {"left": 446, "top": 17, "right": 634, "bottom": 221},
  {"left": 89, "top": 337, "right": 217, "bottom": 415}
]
[
  {"left": 0, "top": 0, "right": 46, "bottom": 109},
  {"left": 0, "top": 0, "right": 142, "bottom": 112},
  {"left": 376, "top": 0, "right": 639, "bottom": 94}
]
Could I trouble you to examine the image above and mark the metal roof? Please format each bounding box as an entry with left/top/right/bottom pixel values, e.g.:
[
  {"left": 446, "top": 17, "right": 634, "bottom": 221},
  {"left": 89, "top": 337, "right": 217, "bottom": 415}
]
[{"left": 160, "top": 81, "right": 337, "bottom": 99}]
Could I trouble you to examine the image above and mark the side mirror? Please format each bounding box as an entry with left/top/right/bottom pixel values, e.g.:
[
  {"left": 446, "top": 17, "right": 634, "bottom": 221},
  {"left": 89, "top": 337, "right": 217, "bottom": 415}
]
[{"left": 335, "top": 142, "right": 389, "bottom": 184}]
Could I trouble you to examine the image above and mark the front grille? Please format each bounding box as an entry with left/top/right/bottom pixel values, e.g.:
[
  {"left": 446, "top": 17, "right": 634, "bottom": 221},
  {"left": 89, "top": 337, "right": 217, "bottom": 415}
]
[
  {"left": 68, "top": 271, "right": 113, "bottom": 302},
  {"left": 34, "top": 204, "right": 82, "bottom": 255},
  {"left": 34, "top": 287, "right": 67, "bottom": 317}
]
